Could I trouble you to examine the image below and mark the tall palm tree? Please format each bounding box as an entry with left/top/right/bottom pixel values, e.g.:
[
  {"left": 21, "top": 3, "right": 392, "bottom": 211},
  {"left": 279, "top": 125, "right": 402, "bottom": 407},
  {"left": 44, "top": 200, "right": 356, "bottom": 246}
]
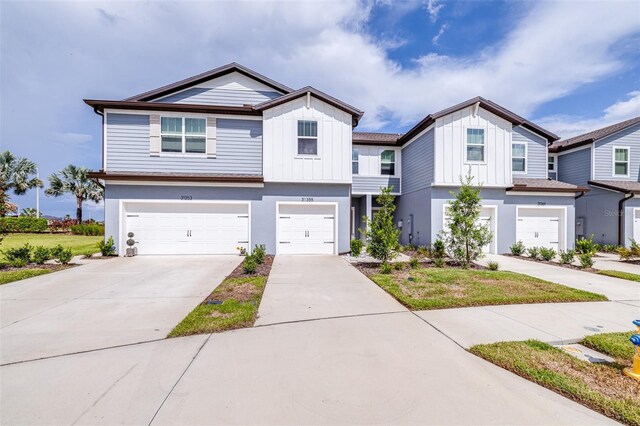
[
  {"left": 45, "top": 165, "right": 103, "bottom": 223},
  {"left": 0, "top": 151, "right": 43, "bottom": 216}
]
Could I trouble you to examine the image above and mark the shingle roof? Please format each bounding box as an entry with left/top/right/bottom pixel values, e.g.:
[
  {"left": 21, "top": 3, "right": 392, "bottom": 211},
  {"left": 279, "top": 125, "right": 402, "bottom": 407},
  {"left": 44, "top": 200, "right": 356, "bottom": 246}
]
[
  {"left": 352, "top": 132, "right": 402, "bottom": 145},
  {"left": 508, "top": 178, "right": 588, "bottom": 193},
  {"left": 588, "top": 180, "right": 640, "bottom": 194},
  {"left": 549, "top": 116, "right": 640, "bottom": 152}
]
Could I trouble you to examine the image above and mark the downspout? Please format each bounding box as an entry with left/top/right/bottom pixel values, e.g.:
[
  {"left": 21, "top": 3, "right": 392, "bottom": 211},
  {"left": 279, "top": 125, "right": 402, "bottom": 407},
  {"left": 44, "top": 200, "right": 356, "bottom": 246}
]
[
  {"left": 618, "top": 193, "right": 634, "bottom": 246},
  {"left": 574, "top": 190, "right": 586, "bottom": 201}
]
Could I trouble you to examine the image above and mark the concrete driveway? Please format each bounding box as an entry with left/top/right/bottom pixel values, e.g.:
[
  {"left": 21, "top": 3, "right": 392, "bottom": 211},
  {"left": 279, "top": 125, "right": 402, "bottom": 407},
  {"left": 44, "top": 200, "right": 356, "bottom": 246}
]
[
  {"left": 0, "top": 255, "right": 241, "bottom": 364},
  {"left": 255, "top": 255, "right": 404, "bottom": 325},
  {"left": 592, "top": 252, "right": 640, "bottom": 274}
]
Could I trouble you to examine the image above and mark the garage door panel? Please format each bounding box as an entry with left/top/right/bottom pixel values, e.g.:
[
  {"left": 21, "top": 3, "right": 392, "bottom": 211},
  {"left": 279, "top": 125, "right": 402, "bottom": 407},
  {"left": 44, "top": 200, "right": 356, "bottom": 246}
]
[
  {"left": 517, "top": 208, "right": 562, "bottom": 251},
  {"left": 277, "top": 205, "right": 336, "bottom": 255},
  {"left": 125, "top": 203, "right": 249, "bottom": 255}
]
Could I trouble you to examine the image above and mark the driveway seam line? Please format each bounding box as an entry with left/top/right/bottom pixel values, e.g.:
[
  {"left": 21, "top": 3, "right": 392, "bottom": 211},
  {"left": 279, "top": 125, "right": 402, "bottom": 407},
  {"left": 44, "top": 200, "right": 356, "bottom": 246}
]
[
  {"left": 0, "top": 337, "right": 166, "bottom": 367},
  {"left": 408, "top": 310, "right": 470, "bottom": 350},
  {"left": 147, "top": 333, "right": 213, "bottom": 426},
  {"left": 254, "top": 310, "right": 408, "bottom": 328}
]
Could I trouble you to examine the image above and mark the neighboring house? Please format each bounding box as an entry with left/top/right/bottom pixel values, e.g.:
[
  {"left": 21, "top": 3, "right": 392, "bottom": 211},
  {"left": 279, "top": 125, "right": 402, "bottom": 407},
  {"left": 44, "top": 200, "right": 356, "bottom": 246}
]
[
  {"left": 550, "top": 116, "right": 640, "bottom": 246},
  {"left": 86, "top": 63, "right": 362, "bottom": 256},
  {"left": 355, "top": 97, "right": 586, "bottom": 253},
  {"left": 86, "top": 63, "right": 586, "bottom": 256}
]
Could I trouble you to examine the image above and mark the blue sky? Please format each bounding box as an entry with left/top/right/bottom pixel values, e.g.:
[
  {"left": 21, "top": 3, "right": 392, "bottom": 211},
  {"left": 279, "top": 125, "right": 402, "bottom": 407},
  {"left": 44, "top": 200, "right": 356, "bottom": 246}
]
[{"left": 1, "top": 0, "right": 639, "bottom": 220}]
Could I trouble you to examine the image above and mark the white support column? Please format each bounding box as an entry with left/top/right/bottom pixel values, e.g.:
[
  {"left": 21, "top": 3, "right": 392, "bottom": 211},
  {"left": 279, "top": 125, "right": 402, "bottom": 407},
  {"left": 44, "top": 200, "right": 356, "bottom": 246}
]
[{"left": 364, "top": 194, "right": 373, "bottom": 243}]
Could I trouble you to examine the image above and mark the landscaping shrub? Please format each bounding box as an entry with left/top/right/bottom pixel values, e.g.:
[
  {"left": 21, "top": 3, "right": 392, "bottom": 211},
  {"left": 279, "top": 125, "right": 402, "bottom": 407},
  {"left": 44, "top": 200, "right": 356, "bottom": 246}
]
[
  {"left": 0, "top": 217, "right": 48, "bottom": 233},
  {"left": 510, "top": 240, "right": 526, "bottom": 256},
  {"left": 487, "top": 261, "right": 499, "bottom": 271},
  {"left": 431, "top": 239, "right": 445, "bottom": 260},
  {"left": 409, "top": 257, "right": 419, "bottom": 269},
  {"left": 97, "top": 236, "right": 116, "bottom": 256},
  {"left": 70, "top": 223, "right": 104, "bottom": 236},
  {"left": 350, "top": 238, "right": 363, "bottom": 257},
  {"left": 432, "top": 257, "right": 445, "bottom": 268},
  {"left": 50, "top": 244, "right": 65, "bottom": 259},
  {"left": 4, "top": 243, "right": 32, "bottom": 267},
  {"left": 32, "top": 246, "right": 50, "bottom": 265},
  {"left": 526, "top": 246, "right": 540, "bottom": 260},
  {"left": 242, "top": 257, "right": 257, "bottom": 274},
  {"left": 617, "top": 246, "right": 633, "bottom": 261},
  {"left": 83, "top": 251, "right": 94, "bottom": 259},
  {"left": 48, "top": 218, "right": 78, "bottom": 232},
  {"left": 380, "top": 262, "right": 393, "bottom": 274},
  {"left": 56, "top": 247, "right": 73, "bottom": 264},
  {"left": 539, "top": 247, "right": 556, "bottom": 262},
  {"left": 575, "top": 235, "right": 597, "bottom": 255},
  {"left": 393, "top": 261, "right": 405, "bottom": 271},
  {"left": 630, "top": 238, "right": 640, "bottom": 257},
  {"left": 252, "top": 244, "right": 266, "bottom": 264},
  {"left": 416, "top": 245, "right": 431, "bottom": 258},
  {"left": 559, "top": 249, "right": 575, "bottom": 265},
  {"left": 601, "top": 244, "right": 618, "bottom": 253},
  {"left": 363, "top": 187, "right": 400, "bottom": 263},
  {"left": 578, "top": 253, "right": 594, "bottom": 269}
]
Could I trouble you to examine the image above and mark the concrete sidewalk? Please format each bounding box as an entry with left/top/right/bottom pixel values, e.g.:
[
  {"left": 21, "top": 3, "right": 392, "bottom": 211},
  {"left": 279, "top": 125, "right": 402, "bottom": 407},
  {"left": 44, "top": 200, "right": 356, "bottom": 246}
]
[
  {"left": 255, "top": 255, "right": 404, "bottom": 326},
  {"left": 592, "top": 252, "right": 640, "bottom": 274},
  {"left": 479, "top": 254, "right": 640, "bottom": 301}
]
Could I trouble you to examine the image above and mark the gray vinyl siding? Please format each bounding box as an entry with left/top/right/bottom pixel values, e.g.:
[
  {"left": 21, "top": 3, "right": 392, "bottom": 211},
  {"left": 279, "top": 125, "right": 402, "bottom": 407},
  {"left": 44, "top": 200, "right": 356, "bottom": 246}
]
[
  {"left": 593, "top": 122, "right": 640, "bottom": 181},
  {"left": 402, "top": 128, "right": 434, "bottom": 194},
  {"left": 557, "top": 148, "right": 591, "bottom": 186},
  {"left": 395, "top": 188, "right": 431, "bottom": 247},
  {"left": 352, "top": 176, "right": 400, "bottom": 194},
  {"left": 105, "top": 113, "right": 262, "bottom": 175},
  {"left": 512, "top": 126, "right": 547, "bottom": 179},
  {"left": 153, "top": 87, "right": 281, "bottom": 106}
]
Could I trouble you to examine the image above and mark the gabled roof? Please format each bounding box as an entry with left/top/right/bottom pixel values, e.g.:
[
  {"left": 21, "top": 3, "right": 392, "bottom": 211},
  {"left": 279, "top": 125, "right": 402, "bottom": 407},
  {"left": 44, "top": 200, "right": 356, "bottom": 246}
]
[
  {"left": 398, "top": 96, "right": 558, "bottom": 145},
  {"left": 588, "top": 180, "right": 640, "bottom": 194},
  {"left": 352, "top": 132, "right": 402, "bottom": 146},
  {"left": 124, "top": 62, "right": 293, "bottom": 102},
  {"left": 84, "top": 99, "right": 261, "bottom": 116},
  {"left": 549, "top": 116, "right": 640, "bottom": 153},
  {"left": 254, "top": 86, "right": 364, "bottom": 125},
  {"left": 508, "top": 177, "right": 588, "bottom": 193}
]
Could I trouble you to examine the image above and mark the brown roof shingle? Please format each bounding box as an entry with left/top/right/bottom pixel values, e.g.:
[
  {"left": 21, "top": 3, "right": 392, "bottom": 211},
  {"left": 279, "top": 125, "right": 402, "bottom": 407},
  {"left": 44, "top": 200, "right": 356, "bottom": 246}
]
[
  {"left": 508, "top": 178, "right": 588, "bottom": 193},
  {"left": 588, "top": 180, "right": 640, "bottom": 194},
  {"left": 352, "top": 132, "right": 402, "bottom": 145},
  {"left": 549, "top": 116, "right": 640, "bottom": 152}
]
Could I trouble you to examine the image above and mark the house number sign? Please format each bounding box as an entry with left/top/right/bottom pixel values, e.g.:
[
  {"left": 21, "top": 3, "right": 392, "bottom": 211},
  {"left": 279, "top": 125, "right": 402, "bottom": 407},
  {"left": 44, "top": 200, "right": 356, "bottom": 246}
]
[
  {"left": 181, "top": 195, "right": 193, "bottom": 200},
  {"left": 301, "top": 197, "right": 314, "bottom": 202}
]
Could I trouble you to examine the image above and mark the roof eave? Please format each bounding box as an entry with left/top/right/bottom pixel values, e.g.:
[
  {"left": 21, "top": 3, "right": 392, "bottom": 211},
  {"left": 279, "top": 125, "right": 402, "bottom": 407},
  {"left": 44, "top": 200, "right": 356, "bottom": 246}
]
[
  {"left": 87, "top": 171, "right": 264, "bottom": 184},
  {"left": 587, "top": 180, "right": 640, "bottom": 194},
  {"left": 84, "top": 99, "right": 262, "bottom": 116}
]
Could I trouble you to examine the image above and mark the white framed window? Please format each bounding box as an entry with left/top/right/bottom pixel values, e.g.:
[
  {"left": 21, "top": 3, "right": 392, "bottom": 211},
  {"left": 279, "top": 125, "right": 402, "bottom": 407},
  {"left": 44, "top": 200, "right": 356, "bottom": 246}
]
[
  {"left": 297, "top": 120, "right": 318, "bottom": 156},
  {"left": 161, "top": 117, "right": 206, "bottom": 154},
  {"left": 548, "top": 155, "right": 556, "bottom": 172},
  {"left": 613, "top": 146, "right": 630, "bottom": 177},
  {"left": 381, "top": 150, "right": 395, "bottom": 175},
  {"left": 512, "top": 142, "right": 527, "bottom": 173},
  {"left": 465, "top": 128, "right": 485, "bottom": 162},
  {"left": 352, "top": 148, "right": 359, "bottom": 175}
]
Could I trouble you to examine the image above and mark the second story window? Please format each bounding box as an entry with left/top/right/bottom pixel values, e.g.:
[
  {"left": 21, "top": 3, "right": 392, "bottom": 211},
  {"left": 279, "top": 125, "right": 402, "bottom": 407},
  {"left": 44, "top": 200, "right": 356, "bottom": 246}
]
[
  {"left": 297, "top": 120, "right": 318, "bottom": 156},
  {"left": 161, "top": 117, "right": 206, "bottom": 154},
  {"left": 381, "top": 150, "right": 395, "bottom": 175},
  {"left": 352, "top": 148, "right": 359, "bottom": 175},
  {"left": 548, "top": 155, "right": 556, "bottom": 172},
  {"left": 614, "top": 147, "right": 630, "bottom": 176},
  {"left": 512, "top": 142, "right": 526, "bottom": 173},
  {"left": 466, "top": 128, "right": 485, "bottom": 162}
]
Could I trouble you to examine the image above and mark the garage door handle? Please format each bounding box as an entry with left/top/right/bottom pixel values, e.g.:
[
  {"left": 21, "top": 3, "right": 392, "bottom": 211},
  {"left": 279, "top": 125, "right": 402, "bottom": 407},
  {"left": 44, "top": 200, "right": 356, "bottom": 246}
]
[
  {"left": 237, "top": 215, "right": 249, "bottom": 218},
  {"left": 238, "top": 240, "right": 249, "bottom": 244},
  {"left": 280, "top": 216, "right": 291, "bottom": 219},
  {"left": 280, "top": 241, "right": 291, "bottom": 244},
  {"left": 324, "top": 217, "right": 333, "bottom": 219},
  {"left": 324, "top": 241, "right": 334, "bottom": 244}
]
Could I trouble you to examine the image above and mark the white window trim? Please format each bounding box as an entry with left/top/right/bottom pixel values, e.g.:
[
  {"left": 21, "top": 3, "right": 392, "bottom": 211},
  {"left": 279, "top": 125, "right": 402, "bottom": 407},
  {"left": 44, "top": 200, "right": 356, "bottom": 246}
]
[
  {"left": 160, "top": 116, "right": 206, "bottom": 156},
  {"left": 464, "top": 127, "right": 486, "bottom": 164},
  {"left": 548, "top": 154, "right": 556, "bottom": 172},
  {"left": 612, "top": 146, "right": 630, "bottom": 178},
  {"left": 296, "top": 119, "right": 319, "bottom": 158},
  {"left": 352, "top": 148, "right": 359, "bottom": 176},
  {"left": 380, "top": 148, "right": 398, "bottom": 177},
  {"left": 512, "top": 142, "right": 527, "bottom": 174}
]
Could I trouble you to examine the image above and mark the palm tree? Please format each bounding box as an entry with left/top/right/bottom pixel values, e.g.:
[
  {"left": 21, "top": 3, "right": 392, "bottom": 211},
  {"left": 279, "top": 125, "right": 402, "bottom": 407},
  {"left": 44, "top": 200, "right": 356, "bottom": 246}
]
[
  {"left": 0, "top": 151, "right": 43, "bottom": 216},
  {"left": 45, "top": 165, "right": 103, "bottom": 223}
]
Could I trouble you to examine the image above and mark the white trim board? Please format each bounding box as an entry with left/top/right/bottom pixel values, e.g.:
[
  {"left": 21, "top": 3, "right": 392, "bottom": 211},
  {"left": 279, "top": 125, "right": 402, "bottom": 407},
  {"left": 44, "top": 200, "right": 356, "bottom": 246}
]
[
  {"left": 104, "top": 108, "right": 263, "bottom": 121},
  {"left": 106, "top": 180, "right": 264, "bottom": 188}
]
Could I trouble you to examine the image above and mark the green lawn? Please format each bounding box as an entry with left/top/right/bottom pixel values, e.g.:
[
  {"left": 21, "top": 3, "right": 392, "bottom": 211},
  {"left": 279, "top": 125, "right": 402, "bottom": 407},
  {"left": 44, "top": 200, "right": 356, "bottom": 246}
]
[
  {"left": 597, "top": 270, "right": 640, "bottom": 283},
  {"left": 582, "top": 331, "right": 637, "bottom": 361},
  {"left": 1, "top": 233, "right": 102, "bottom": 261},
  {"left": 471, "top": 334, "right": 639, "bottom": 425},
  {"left": 363, "top": 266, "right": 607, "bottom": 310},
  {"left": 168, "top": 275, "right": 267, "bottom": 337},
  {"left": 0, "top": 266, "right": 71, "bottom": 285}
]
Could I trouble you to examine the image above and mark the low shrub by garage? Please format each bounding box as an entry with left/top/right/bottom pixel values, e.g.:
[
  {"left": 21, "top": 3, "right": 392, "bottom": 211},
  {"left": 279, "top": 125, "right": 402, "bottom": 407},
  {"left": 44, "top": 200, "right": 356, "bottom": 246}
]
[
  {"left": 0, "top": 217, "right": 48, "bottom": 233},
  {"left": 70, "top": 223, "right": 105, "bottom": 236}
]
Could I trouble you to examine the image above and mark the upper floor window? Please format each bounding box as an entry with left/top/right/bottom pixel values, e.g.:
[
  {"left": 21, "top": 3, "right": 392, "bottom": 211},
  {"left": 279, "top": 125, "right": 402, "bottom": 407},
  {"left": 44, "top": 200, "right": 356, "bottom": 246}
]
[
  {"left": 512, "top": 142, "right": 526, "bottom": 173},
  {"left": 548, "top": 155, "right": 556, "bottom": 172},
  {"left": 161, "top": 117, "right": 205, "bottom": 154},
  {"left": 381, "top": 150, "right": 395, "bottom": 175},
  {"left": 297, "top": 120, "right": 318, "bottom": 156},
  {"left": 614, "top": 147, "right": 630, "bottom": 176},
  {"left": 465, "top": 128, "right": 485, "bottom": 162},
  {"left": 352, "top": 148, "right": 359, "bottom": 175}
]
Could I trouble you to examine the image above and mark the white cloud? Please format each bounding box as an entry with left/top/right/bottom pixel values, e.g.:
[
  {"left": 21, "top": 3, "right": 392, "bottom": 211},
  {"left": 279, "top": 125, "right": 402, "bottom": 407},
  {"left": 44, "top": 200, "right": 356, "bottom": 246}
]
[
  {"left": 538, "top": 91, "right": 640, "bottom": 139},
  {"left": 426, "top": 0, "right": 444, "bottom": 22},
  {"left": 431, "top": 23, "right": 448, "bottom": 45}
]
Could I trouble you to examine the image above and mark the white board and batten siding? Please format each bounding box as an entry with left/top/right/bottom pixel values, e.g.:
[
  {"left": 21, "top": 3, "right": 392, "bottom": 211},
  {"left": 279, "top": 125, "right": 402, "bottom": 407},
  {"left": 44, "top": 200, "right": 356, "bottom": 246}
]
[
  {"left": 263, "top": 96, "right": 352, "bottom": 184},
  {"left": 434, "top": 105, "right": 513, "bottom": 187}
]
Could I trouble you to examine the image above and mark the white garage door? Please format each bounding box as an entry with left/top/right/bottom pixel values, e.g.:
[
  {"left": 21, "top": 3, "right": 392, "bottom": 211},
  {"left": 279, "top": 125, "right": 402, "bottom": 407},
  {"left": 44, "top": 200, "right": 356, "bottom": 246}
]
[
  {"left": 517, "top": 208, "right": 562, "bottom": 251},
  {"left": 633, "top": 209, "right": 640, "bottom": 242},
  {"left": 444, "top": 206, "right": 496, "bottom": 254},
  {"left": 125, "top": 202, "right": 249, "bottom": 255},
  {"left": 278, "top": 204, "right": 336, "bottom": 255}
]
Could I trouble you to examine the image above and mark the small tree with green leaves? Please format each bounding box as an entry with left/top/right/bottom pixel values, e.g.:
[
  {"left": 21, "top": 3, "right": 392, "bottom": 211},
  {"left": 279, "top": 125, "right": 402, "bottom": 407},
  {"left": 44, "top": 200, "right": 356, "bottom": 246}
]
[
  {"left": 439, "top": 171, "right": 492, "bottom": 268},
  {"left": 361, "top": 186, "right": 400, "bottom": 265}
]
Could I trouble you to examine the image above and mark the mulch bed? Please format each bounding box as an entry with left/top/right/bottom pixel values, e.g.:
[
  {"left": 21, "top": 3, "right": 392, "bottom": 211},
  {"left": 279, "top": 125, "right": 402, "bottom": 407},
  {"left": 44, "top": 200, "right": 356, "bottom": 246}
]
[
  {"left": 503, "top": 254, "right": 598, "bottom": 273},
  {"left": 0, "top": 263, "right": 75, "bottom": 273},
  {"left": 203, "top": 255, "right": 274, "bottom": 305},
  {"left": 353, "top": 260, "right": 485, "bottom": 277},
  {"left": 227, "top": 255, "right": 274, "bottom": 279}
]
